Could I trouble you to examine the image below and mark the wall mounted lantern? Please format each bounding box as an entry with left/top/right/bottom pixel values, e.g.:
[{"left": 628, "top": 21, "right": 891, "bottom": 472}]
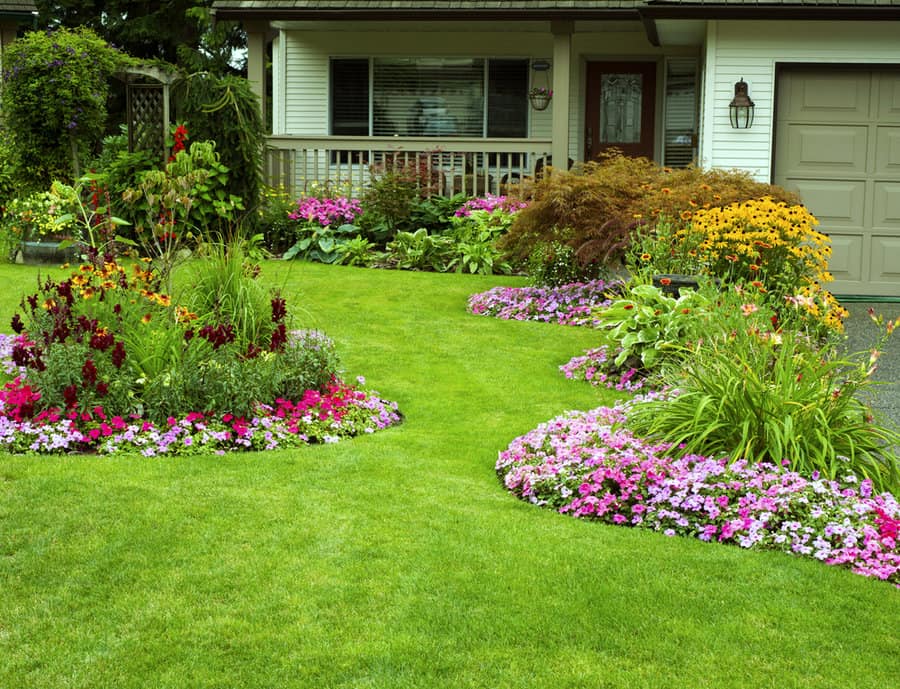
[{"left": 729, "top": 78, "right": 755, "bottom": 129}]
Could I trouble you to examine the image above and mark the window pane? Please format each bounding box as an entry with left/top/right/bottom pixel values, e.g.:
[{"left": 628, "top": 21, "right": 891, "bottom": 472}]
[
  {"left": 373, "top": 57, "right": 484, "bottom": 137},
  {"left": 331, "top": 58, "right": 369, "bottom": 135},
  {"left": 488, "top": 59, "right": 528, "bottom": 138}
]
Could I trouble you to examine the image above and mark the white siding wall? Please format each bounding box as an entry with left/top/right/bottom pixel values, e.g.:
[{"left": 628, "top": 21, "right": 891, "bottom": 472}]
[
  {"left": 279, "top": 30, "right": 555, "bottom": 137},
  {"left": 701, "top": 20, "right": 900, "bottom": 182}
]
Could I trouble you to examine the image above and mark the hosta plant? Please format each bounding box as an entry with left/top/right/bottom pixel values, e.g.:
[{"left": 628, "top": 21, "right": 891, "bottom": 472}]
[{"left": 595, "top": 280, "right": 716, "bottom": 370}]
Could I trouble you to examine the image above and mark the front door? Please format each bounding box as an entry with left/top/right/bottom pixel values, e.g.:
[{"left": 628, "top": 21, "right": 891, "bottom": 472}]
[{"left": 585, "top": 61, "right": 657, "bottom": 160}]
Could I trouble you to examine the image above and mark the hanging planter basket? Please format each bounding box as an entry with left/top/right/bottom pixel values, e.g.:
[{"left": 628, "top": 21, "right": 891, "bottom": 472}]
[{"left": 529, "top": 90, "right": 552, "bottom": 111}]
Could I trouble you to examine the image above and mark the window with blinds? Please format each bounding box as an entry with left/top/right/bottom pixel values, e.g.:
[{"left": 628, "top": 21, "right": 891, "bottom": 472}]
[
  {"left": 663, "top": 58, "right": 698, "bottom": 168},
  {"left": 331, "top": 57, "right": 528, "bottom": 138}
]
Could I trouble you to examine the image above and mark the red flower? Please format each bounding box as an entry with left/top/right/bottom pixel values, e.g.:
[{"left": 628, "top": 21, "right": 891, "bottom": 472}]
[
  {"left": 63, "top": 384, "right": 78, "bottom": 408},
  {"left": 111, "top": 340, "right": 126, "bottom": 368},
  {"left": 81, "top": 359, "right": 98, "bottom": 387}
]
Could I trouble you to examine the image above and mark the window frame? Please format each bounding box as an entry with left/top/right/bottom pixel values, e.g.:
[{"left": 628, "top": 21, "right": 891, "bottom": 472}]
[{"left": 329, "top": 56, "right": 530, "bottom": 139}]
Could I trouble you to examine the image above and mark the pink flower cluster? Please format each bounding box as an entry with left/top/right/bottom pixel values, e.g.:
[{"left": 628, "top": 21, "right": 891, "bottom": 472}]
[
  {"left": 467, "top": 280, "right": 618, "bottom": 326},
  {"left": 497, "top": 401, "right": 900, "bottom": 586},
  {"left": 454, "top": 194, "right": 528, "bottom": 217},
  {"left": 559, "top": 345, "right": 646, "bottom": 393},
  {"left": 289, "top": 196, "right": 362, "bottom": 227},
  {"left": 0, "top": 373, "right": 401, "bottom": 455}
]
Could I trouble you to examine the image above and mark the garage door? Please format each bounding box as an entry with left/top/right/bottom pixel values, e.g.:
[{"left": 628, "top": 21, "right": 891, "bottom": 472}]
[{"left": 774, "top": 68, "right": 900, "bottom": 297}]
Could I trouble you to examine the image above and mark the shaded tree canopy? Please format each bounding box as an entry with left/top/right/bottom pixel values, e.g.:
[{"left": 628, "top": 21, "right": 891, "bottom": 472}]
[{"left": 33, "top": 1, "right": 245, "bottom": 74}]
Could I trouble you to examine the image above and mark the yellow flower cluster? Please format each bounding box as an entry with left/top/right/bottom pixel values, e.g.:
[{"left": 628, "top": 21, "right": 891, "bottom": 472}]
[
  {"left": 686, "top": 197, "right": 832, "bottom": 288},
  {"left": 3, "top": 190, "right": 78, "bottom": 241},
  {"left": 64, "top": 261, "right": 172, "bottom": 316}
]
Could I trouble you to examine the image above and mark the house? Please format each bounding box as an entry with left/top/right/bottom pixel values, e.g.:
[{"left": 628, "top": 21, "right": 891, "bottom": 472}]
[
  {"left": 0, "top": 2, "right": 36, "bottom": 56},
  {"left": 212, "top": 0, "right": 900, "bottom": 297}
]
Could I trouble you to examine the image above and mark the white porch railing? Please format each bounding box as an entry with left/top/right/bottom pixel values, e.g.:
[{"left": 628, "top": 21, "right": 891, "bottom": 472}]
[{"left": 264, "top": 135, "right": 554, "bottom": 198}]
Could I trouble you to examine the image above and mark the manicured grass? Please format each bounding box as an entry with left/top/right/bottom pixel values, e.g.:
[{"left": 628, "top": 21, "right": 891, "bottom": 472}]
[{"left": 0, "top": 261, "right": 898, "bottom": 689}]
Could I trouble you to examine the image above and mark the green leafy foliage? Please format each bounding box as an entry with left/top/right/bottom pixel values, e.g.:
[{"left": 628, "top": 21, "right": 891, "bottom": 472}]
[
  {"left": 284, "top": 223, "right": 361, "bottom": 264},
  {"left": 597, "top": 281, "right": 716, "bottom": 370},
  {"left": 384, "top": 228, "right": 455, "bottom": 272},
  {"left": 335, "top": 235, "right": 378, "bottom": 267},
  {"left": 174, "top": 73, "right": 264, "bottom": 226},
  {"left": 1, "top": 27, "right": 132, "bottom": 189},
  {"left": 527, "top": 236, "right": 603, "bottom": 286}
]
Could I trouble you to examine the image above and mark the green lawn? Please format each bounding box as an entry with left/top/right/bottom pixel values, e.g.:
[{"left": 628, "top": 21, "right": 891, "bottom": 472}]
[{"left": 0, "top": 261, "right": 897, "bottom": 689}]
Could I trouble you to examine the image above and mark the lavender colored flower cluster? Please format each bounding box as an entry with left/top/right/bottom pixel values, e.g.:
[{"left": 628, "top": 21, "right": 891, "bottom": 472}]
[
  {"left": 497, "top": 401, "right": 900, "bottom": 586},
  {"left": 559, "top": 345, "right": 646, "bottom": 393},
  {"left": 289, "top": 195, "right": 362, "bottom": 227},
  {"left": 467, "top": 280, "right": 618, "bottom": 326},
  {"left": 454, "top": 194, "right": 528, "bottom": 217}
]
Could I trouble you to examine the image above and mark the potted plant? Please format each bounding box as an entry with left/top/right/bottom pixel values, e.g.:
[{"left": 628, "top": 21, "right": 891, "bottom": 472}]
[
  {"left": 1, "top": 187, "right": 82, "bottom": 264},
  {"left": 529, "top": 86, "right": 553, "bottom": 111}
]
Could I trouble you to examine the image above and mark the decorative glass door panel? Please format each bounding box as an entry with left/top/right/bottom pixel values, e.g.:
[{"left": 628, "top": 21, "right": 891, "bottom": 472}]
[
  {"left": 586, "top": 62, "right": 657, "bottom": 160},
  {"left": 600, "top": 74, "right": 643, "bottom": 144}
]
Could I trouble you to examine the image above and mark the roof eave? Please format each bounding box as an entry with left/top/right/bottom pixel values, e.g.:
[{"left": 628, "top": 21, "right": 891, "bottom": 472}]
[
  {"left": 213, "top": 8, "right": 641, "bottom": 22},
  {"left": 640, "top": 5, "right": 900, "bottom": 21}
]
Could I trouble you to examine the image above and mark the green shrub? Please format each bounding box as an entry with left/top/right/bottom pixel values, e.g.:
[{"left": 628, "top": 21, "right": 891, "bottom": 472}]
[
  {"left": 384, "top": 228, "right": 455, "bottom": 272},
  {"left": 335, "top": 235, "right": 378, "bottom": 267},
  {"left": 258, "top": 186, "right": 300, "bottom": 255},
  {"left": 284, "top": 223, "right": 362, "bottom": 264},
  {"left": 174, "top": 73, "right": 264, "bottom": 227},
  {"left": 596, "top": 281, "right": 717, "bottom": 372},
  {"left": 276, "top": 330, "right": 342, "bottom": 397},
  {"left": 527, "top": 237, "right": 603, "bottom": 286},
  {"left": 1, "top": 27, "right": 132, "bottom": 188}
]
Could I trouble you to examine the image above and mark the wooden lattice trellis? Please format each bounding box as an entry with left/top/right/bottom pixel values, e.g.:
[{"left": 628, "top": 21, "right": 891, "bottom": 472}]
[{"left": 120, "top": 66, "right": 182, "bottom": 163}]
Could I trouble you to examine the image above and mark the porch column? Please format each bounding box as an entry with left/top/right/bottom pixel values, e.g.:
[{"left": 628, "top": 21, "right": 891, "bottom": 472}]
[
  {"left": 550, "top": 21, "right": 573, "bottom": 173},
  {"left": 243, "top": 20, "right": 269, "bottom": 124}
]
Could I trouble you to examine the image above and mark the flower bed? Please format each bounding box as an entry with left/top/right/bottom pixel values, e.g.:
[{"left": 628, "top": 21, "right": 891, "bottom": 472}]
[
  {"left": 0, "top": 334, "right": 401, "bottom": 455},
  {"left": 497, "top": 400, "right": 900, "bottom": 586},
  {"left": 467, "top": 279, "right": 618, "bottom": 326}
]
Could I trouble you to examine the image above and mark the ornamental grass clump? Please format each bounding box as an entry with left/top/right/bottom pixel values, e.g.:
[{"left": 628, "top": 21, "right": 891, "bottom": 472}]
[{"left": 497, "top": 401, "right": 900, "bottom": 586}]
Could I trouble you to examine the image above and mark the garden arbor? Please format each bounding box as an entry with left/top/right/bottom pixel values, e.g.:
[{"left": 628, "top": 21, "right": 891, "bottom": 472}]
[{"left": 120, "top": 64, "right": 183, "bottom": 164}]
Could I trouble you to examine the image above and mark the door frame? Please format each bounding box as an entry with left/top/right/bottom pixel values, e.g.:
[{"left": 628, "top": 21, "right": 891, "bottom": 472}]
[{"left": 584, "top": 60, "right": 658, "bottom": 161}]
